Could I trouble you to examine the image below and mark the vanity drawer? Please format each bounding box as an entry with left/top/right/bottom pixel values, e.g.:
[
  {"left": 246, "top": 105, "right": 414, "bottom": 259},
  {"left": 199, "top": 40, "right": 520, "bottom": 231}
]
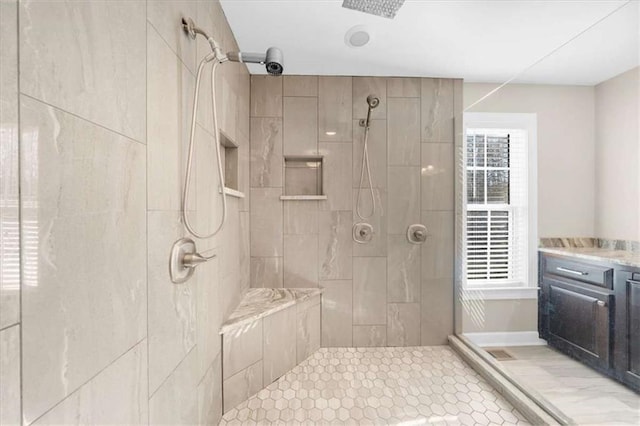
[{"left": 544, "top": 256, "right": 613, "bottom": 289}]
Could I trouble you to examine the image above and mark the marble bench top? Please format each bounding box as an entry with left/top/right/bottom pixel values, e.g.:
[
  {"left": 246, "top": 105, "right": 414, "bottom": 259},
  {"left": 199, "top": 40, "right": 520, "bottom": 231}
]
[
  {"left": 539, "top": 247, "right": 640, "bottom": 269},
  {"left": 220, "top": 287, "right": 323, "bottom": 335}
]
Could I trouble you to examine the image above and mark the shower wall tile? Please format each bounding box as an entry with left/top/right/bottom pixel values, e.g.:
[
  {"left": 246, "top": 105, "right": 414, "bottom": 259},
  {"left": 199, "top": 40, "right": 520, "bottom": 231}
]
[
  {"left": 353, "top": 119, "right": 387, "bottom": 189},
  {"left": 318, "top": 77, "right": 352, "bottom": 142},
  {"left": 149, "top": 348, "right": 199, "bottom": 425},
  {"left": 251, "top": 75, "right": 282, "bottom": 117},
  {"left": 352, "top": 188, "right": 388, "bottom": 257},
  {"left": 20, "top": 96, "right": 147, "bottom": 423},
  {"left": 222, "top": 319, "right": 263, "bottom": 380},
  {"left": 387, "top": 235, "right": 421, "bottom": 303},
  {"left": 147, "top": 0, "right": 197, "bottom": 73},
  {"left": 421, "top": 210, "right": 454, "bottom": 280},
  {"left": 353, "top": 257, "right": 387, "bottom": 325},
  {"left": 250, "top": 188, "right": 283, "bottom": 257},
  {"left": 387, "top": 303, "right": 421, "bottom": 346},
  {"left": 284, "top": 200, "right": 319, "bottom": 235},
  {"left": 0, "top": 0, "right": 20, "bottom": 330},
  {"left": 421, "top": 277, "right": 454, "bottom": 345},
  {"left": 239, "top": 211, "right": 251, "bottom": 291},
  {"left": 387, "top": 166, "right": 421, "bottom": 235},
  {"left": 353, "top": 325, "right": 387, "bottom": 347},
  {"left": 196, "top": 256, "right": 222, "bottom": 380},
  {"left": 421, "top": 78, "right": 454, "bottom": 143},
  {"left": 297, "top": 302, "right": 321, "bottom": 363},
  {"left": 147, "top": 24, "right": 195, "bottom": 210},
  {"left": 250, "top": 257, "right": 283, "bottom": 288},
  {"left": 223, "top": 360, "right": 263, "bottom": 414},
  {"left": 0, "top": 325, "right": 20, "bottom": 426},
  {"left": 197, "top": 354, "right": 223, "bottom": 425},
  {"left": 421, "top": 142, "right": 455, "bottom": 211},
  {"left": 19, "top": 0, "right": 146, "bottom": 142},
  {"left": 319, "top": 142, "right": 352, "bottom": 211},
  {"left": 195, "top": 124, "right": 222, "bottom": 223},
  {"left": 319, "top": 211, "right": 353, "bottom": 280},
  {"left": 284, "top": 234, "right": 319, "bottom": 288},
  {"left": 250, "top": 117, "right": 283, "bottom": 188},
  {"left": 320, "top": 280, "right": 353, "bottom": 347},
  {"left": 148, "top": 211, "right": 196, "bottom": 394},
  {"left": 284, "top": 75, "right": 318, "bottom": 97},
  {"left": 388, "top": 98, "right": 421, "bottom": 166},
  {"left": 353, "top": 77, "right": 387, "bottom": 121},
  {"left": 263, "top": 306, "right": 297, "bottom": 384},
  {"left": 283, "top": 97, "right": 318, "bottom": 155},
  {"left": 387, "top": 77, "right": 420, "bottom": 98},
  {"left": 35, "top": 340, "right": 148, "bottom": 425}
]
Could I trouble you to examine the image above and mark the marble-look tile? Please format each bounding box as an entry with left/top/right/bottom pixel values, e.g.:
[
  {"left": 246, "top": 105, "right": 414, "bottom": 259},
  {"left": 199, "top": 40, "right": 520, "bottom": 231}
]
[
  {"left": 387, "top": 303, "right": 421, "bottom": 346},
  {"left": 284, "top": 75, "right": 318, "bottom": 97},
  {"left": 35, "top": 341, "right": 148, "bottom": 425},
  {"left": 421, "top": 78, "right": 454, "bottom": 143},
  {"left": 297, "top": 303, "right": 321, "bottom": 363},
  {"left": 387, "top": 77, "right": 421, "bottom": 98},
  {"left": 421, "top": 211, "right": 454, "bottom": 279},
  {"left": 222, "top": 319, "right": 263, "bottom": 380},
  {"left": 195, "top": 255, "right": 221, "bottom": 380},
  {"left": 320, "top": 280, "right": 353, "bottom": 347},
  {"left": 283, "top": 97, "right": 318, "bottom": 155},
  {"left": 20, "top": 96, "right": 146, "bottom": 423},
  {"left": 387, "top": 235, "right": 421, "bottom": 303},
  {"left": 318, "top": 77, "right": 352, "bottom": 142},
  {"left": 319, "top": 143, "right": 352, "bottom": 211},
  {"left": 197, "top": 354, "right": 223, "bottom": 426},
  {"left": 250, "top": 188, "right": 283, "bottom": 257},
  {"left": 353, "top": 119, "right": 387, "bottom": 189},
  {"left": 263, "top": 306, "right": 297, "bottom": 384},
  {"left": 251, "top": 75, "right": 282, "bottom": 117},
  {"left": 388, "top": 98, "right": 420, "bottom": 166},
  {"left": 422, "top": 277, "right": 454, "bottom": 345},
  {"left": 284, "top": 234, "right": 319, "bottom": 288},
  {"left": 352, "top": 188, "right": 388, "bottom": 257},
  {"left": 195, "top": 126, "right": 223, "bottom": 236},
  {"left": 421, "top": 142, "right": 454, "bottom": 211},
  {"left": 219, "top": 200, "right": 242, "bottom": 320},
  {"left": 0, "top": 0, "right": 20, "bottom": 330},
  {"left": 239, "top": 211, "right": 250, "bottom": 291},
  {"left": 250, "top": 257, "right": 283, "bottom": 288},
  {"left": 147, "top": 211, "right": 196, "bottom": 394},
  {"left": 353, "top": 325, "right": 387, "bottom": 347},
  {"left": 250, "top": 117, "right": 283, "bottom": 188},
  {"left": 0, "top": 325, "right": 20, "bottom": 425},
  {"left": 147, "top": 23, "right": 195, "bottom": 210},
  {"left": 319, "top": 211, "right": 353, "bottom": 280},
  {"left": 149, "top": 348, "right": 199, "bottom": 425},
  {"left": 353, "top": 257, "right": 387, "bottom": 325},
  {"left": 223, "top": 360, "right": 263, "bottom": 414},
  {"left": 284, "top": 200, "right": 319, "bottom": 235},
  {"left": 19, "top": 0, "right": 146, "bottom": 142},
  {"left": 387, "top": 166, "right": 421, "bottom": 235},
  {"left": 353, "top": 77, "right": 387, "bottom": 121},
  {"left": 147, "top": 0, "right": 197, "bottom": 73}
]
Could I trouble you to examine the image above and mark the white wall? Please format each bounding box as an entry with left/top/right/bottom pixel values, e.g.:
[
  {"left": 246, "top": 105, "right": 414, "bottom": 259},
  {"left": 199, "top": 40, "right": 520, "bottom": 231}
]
[
  {"left": 464, "top": 84, "right": 596, "bottom": 238},
  {"left": 595, "top": 67, "right": 640, "bottom": 241}
]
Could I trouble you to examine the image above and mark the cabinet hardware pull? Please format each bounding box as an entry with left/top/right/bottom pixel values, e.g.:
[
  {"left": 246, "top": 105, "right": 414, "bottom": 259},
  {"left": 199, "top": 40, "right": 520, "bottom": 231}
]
[
  {"left": 556, "top": 266, "right": 589, "bottom": 276},
  {"left": 597, "top": 300, "right": 606, "bottom": 307}
]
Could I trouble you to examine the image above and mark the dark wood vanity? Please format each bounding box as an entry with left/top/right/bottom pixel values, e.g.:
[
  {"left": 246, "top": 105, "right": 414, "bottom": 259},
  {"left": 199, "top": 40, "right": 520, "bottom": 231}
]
[{"left": 538, "top": 251, "right": 640, "bottom": 392}]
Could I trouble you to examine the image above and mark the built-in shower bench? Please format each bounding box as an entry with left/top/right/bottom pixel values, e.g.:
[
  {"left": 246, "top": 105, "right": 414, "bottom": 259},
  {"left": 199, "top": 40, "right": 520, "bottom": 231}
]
[{"left": 220, "top": 288, "right": 322, "bottom": 413}]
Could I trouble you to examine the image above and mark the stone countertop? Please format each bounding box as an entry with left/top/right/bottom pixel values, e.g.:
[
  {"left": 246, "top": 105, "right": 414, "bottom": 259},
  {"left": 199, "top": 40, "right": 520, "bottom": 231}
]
[
  {"left": 539, "top": 247, "right": 640, "bottom": 269},
  {"left": 219, "top": 287, "right": 323, "bottom": 335}
]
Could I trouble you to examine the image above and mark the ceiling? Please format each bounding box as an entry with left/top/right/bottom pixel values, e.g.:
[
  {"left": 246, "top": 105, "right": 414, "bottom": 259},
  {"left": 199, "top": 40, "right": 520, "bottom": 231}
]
[{"left": 220, "top": 0, "right": 639, "bottom": 85}]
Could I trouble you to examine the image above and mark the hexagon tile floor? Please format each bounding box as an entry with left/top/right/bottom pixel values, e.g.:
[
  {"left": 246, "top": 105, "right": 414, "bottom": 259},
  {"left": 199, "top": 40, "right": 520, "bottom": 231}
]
[{"left": 221, "top": 346, "right": 530, "bottom": 425}]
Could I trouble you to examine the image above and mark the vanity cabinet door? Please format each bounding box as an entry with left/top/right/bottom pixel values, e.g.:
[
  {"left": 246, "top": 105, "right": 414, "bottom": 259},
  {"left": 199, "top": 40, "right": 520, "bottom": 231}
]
[{"left": 623, "top": 279, "right": 640, "bottom": 388}]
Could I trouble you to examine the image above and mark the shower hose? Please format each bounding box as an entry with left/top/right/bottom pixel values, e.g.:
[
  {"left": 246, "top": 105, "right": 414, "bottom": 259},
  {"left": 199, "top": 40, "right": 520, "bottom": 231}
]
[{"left": 356, "top": 123, "right": 376, "bottom": 219}]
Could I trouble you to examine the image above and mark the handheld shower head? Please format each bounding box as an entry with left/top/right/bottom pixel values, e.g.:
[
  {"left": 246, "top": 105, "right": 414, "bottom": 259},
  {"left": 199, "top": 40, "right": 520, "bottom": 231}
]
[
  {"left": 227, "top": 47, "right": 284, "bottom": 76},
  {"left": 367, "top": 95, "right": 380, "bottom": 108}
]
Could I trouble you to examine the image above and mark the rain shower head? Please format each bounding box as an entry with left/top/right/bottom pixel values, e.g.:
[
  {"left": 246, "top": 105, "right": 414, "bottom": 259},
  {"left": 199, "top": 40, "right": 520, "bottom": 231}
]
[
  {"left": 227, "top": 47, "right": 284, "bottom": 75},
  {"left": 367, "top": 95, "right": 380, "bottom": 109},
  {"left": 342, "top": 0, "right": 405, "bottom": 19}
]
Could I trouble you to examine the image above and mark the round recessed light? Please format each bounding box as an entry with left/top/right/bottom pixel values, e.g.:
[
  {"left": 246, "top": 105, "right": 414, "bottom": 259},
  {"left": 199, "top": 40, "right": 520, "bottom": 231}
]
[{"left": 345, "top": 25, "right": 371, "bottom": 48}]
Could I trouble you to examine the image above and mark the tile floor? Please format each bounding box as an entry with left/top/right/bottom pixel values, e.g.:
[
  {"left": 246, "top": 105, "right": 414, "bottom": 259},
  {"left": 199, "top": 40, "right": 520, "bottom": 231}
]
[
  {"left": 221, "top": 346, "right": 530, "bottom": 425},
  {"left": 494, "top": 345, "right": 640, "bottom": 425}
]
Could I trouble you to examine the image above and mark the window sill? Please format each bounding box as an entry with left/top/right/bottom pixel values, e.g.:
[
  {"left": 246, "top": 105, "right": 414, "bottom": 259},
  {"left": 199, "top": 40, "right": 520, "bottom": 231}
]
[{"left": 461, "top": 287, "right": 539, "bottom": 300}]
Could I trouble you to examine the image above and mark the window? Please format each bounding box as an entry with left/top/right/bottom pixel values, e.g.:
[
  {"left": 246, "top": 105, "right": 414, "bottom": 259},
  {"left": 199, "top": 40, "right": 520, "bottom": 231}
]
[{"left": 463, "top": 113, "right": 537, "bottom": 297}]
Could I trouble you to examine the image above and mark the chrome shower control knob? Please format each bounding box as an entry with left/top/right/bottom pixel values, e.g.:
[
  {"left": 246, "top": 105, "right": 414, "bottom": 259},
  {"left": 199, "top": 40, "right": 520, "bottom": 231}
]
[
  {"left": 353, "top": 223, "right": 374, "bottom": 244},
  {"left": 407, "top": 224, "right": 427, "bottom": 244}
]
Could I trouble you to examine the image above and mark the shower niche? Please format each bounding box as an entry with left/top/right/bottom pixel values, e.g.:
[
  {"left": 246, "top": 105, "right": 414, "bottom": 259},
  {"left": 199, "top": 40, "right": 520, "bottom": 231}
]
[
  {"left": 219, "top": 130, "right": 244, "bottom": 198},
  {"left": 281, "top": 155, "right": 327, "bottom": 200}
]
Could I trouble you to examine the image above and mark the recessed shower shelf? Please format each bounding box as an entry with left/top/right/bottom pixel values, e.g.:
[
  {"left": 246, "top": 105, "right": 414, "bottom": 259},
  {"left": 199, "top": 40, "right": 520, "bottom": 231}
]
[
  {"left": 280, "top": 195, "right": 327, "bottom": 201},
  {"left": 283, "top": 155, "right": 325, "bottom": 199}
]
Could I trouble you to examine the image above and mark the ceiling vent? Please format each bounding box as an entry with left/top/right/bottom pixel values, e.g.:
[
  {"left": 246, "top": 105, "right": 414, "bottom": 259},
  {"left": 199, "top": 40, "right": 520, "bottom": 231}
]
[{"left": 342, "top": 0, "right": 405, "bottom": 19}]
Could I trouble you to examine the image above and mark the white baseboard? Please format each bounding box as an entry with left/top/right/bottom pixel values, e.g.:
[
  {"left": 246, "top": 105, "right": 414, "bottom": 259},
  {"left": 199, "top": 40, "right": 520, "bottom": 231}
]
[{"left": 464, "top": 331, "right": 546, "bottom": 347}]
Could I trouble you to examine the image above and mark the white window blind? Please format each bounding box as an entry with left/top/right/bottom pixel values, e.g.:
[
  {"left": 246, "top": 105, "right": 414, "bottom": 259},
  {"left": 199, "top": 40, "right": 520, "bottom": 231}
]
[{"left": 465, "top": 128, "right": 528, "bottom": 287}]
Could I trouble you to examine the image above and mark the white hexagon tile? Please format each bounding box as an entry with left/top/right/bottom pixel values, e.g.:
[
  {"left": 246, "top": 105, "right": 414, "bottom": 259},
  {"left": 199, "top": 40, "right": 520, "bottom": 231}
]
[{"left": 221, "top": 346, "right": 530, "bottom": 425}]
